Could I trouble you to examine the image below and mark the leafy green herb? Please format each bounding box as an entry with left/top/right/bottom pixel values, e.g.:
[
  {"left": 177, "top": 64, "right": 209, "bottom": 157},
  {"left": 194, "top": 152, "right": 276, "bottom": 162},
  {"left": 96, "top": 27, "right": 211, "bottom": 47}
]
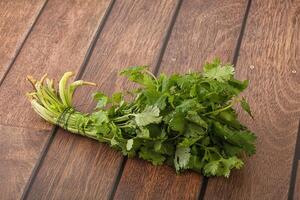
[
  {"left": 26, "top": 59, "right": 256, "bottom": 177},
  {"left": 134, "top": 105, "right": 162, "bottom": 126}
]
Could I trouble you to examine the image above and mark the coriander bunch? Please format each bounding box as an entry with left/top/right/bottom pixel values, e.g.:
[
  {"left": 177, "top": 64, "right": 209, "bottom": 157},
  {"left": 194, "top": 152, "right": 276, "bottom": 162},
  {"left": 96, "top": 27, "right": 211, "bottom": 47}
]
[{"left": 26, "top": 59, "right": 256, "bottom": 177}]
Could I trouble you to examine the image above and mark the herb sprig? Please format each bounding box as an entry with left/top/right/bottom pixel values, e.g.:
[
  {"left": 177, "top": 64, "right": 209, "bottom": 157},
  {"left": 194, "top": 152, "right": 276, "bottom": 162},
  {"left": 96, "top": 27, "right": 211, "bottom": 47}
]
[{"left": 27, "top": 59, "right": 256, "bottom": 177}]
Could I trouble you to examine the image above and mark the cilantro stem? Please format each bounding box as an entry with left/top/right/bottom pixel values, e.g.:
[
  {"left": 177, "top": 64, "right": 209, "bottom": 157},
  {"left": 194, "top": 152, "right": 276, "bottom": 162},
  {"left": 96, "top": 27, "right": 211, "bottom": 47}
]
[
  {"left": 118, "top": 124, "right": 132, "bottom": 128},
  {"left": 196, "top": 143, "right": 223, "bottom": 158},
  {"left": 203, "top": 97, "right": 240, "bottom": 116},
  {"left": 166, "top": 134, "right": 181, "bottom": 141},
  {"left": 145, "top": 69, "right": 158, "bottom": 85},
  {"left": 113, "top": 114, "right": 133, "bottom": 122},
  {"left": 203, "top": 103, "right": 233, "bottom": 116}
]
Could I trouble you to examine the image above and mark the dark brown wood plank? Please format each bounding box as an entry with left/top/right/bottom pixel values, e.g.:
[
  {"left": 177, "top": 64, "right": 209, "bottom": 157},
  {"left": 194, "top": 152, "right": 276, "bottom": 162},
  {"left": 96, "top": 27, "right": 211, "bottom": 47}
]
[
  {"left": 114, "top": 0, "right": 248, "bottom": 199},
  {"left": 27, "top": 1, "right": 177, "bottom": 199},
  {"left": 294, "top": 162, "right": 300, "bottom": 200},
  {"left": 0, "top": 125, "right": 49, "bottom": 199},
  {"left": 204, "top": 0, "right": 300, "bottom": 199},
  {"left": 0, "top": 0, "right": 46, "bottom": 82},
  {"left": 0, "top": 0, "right": 111, "bottom": 199}
]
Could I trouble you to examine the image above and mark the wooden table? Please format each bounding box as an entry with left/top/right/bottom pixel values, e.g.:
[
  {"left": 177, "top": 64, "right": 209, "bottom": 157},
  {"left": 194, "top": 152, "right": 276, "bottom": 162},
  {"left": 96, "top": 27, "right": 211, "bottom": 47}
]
[{"left": 1, "top": 0, "right": 299, "bottom": 199}]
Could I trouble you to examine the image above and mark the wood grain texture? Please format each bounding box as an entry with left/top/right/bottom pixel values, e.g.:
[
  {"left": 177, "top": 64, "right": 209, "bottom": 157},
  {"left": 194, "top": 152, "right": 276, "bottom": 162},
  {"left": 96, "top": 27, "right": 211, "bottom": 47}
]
[
  {"left": 0, "top": 0, "right": 111, "bottom": 130},
  {"left": 114, "top": 0, "right": 247, "bottom": 199},
  {"left": 160, "top": 0, "right": 247, "bottom": 73},
  {"left": 27, "top": 1, "right": 177, "bottom": 199},
  {"left": 204, "top": 0, "right": 300, "bottom": 199},
  {"left": 0, "top": 0, "right": 46, "bottom": 82},
  {"left": 294, "top": 162, "right": 300, "bottom": 200},
  {"left": 115, "top": 159, "right": 201, "bottom": 200},
  {"left": 0, "top": 0, "right": 111, "bottom": 199},
  {"left": 0, "top": 125, "right": 49, "bottom": 200}
]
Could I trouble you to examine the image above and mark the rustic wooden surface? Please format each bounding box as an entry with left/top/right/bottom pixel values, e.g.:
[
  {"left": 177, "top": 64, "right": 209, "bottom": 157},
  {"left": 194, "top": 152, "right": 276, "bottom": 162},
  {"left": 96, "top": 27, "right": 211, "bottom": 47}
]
[
  {"left": 204, "top": 0, "right": 300, "bottom": 199},
  {"left": 0, "top": 0, "right": 300, "bottom": 199},
  {"left": 0, "top": 0, "right": 46, "bottom": 82},
  {"left": 0, "top": 125, "right": 49, "bottom": 200}
]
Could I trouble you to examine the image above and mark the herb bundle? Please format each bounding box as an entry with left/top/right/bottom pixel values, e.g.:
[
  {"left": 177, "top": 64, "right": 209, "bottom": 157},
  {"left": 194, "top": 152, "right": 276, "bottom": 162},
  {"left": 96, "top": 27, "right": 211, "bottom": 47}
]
[{"left": 27, "top": 59, "right": 256, "bottom": 177}]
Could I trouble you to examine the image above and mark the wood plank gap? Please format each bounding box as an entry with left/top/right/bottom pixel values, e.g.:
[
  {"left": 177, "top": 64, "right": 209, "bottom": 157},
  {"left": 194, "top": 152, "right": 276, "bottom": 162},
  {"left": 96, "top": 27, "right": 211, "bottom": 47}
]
[
  {"left": 200, "top": 0, "right": 252, "bottom": 199},
  {"left": 232, "top": 0, "right": 252, "bottom": 66},
  {"left": 108, "top": 1, "right": 183, "bottom": 199},
  {"left": 75, "top": 0, "right": 116, "bottom": 80},
  {"left": 20, "top": 0, "right": 116, "bottom": 199},
  {"left": 108, "top": 157, "right": 128, "bottom": 200},
  {"left": 288, "top": 120, "right": 300, "bottom": 200},
  {"left": 153, "top": 0, "right": 183, "bottom": 75},
  {"left": 198, "top": 177, "right": 208, "bottom": 200},
  {"left": 0, "top": 0, "right": 49, "bottom": 86}
]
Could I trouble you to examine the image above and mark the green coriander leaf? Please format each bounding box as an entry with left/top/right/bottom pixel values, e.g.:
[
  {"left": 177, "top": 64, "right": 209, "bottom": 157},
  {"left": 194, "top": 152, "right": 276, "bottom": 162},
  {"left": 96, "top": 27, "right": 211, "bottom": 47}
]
[
  {"left": 176, "top": 99, "right": 203, "bottom": 113},
  {"left": 110, "top": 137, "right": 119, "bottom": 146},
  {"left": 188, "top": 155, "right": 203, "bottom": 172},
  {"left": 178, "top": 124, "right": 206, "bottom": 147},
  {"left": 154, "top": 141, "right": 162, "bottom": 152},
  {"left": 120, "top": 65, "right": 156, "bottom": 88},
  {"left": 154, "top": 94, "right": 167, "bottom": 110},
  {"left": 126, "top": 139, "right": 134, "bottom": 151},
  {"left": 205, "top": 157, "right": 244, "bottom": 178},
  {"left": 178, "top": 137, "right": 200, "bottom": 148},
  {"left": 137, "top": 128, "right": 150, "bottom": 138},
  {"left": 160, "top": 73, "right": 178, "bottom": 93},
  {"left": 241, "top": 97, "right": 253, "bottom": 118},
  {"left": 139, "top": 147, "right": 165, "bottom": 165},
  {"left": 134, "top": 105, "right": 162, "bottom": 126},
  {"left": 92, "top": 110, "right": 109, "bottom": 124},
  {"left": 223, "top": 142, "right": 243, "bottom": 156},
  {"left": 189, "top": 85, "right": 198, "bottom": 97},
  {"left": 213, "top": 121, "right": 256, "bottom": 155},
  {"left": 186, "top": 111, "right": 208, "bottom": 129},
  {"left": 228, "top": 79, "right": 249, "bottom": 92},
  {"left": 218, "top": 110, "right": 241, "bottom": 129},
  {"left": 174, "top": 147, "right": 191, "bottom": 171},
  {"left": 154, "top": 141, "right": 174, "bottom": 155},
  {"left": 199, "top": 136, "right": 211, "bottom": 146},
  {"left": 203, "top": 58, "right": 221, "bottom": 71},
  {"left": 93, "top": 92, "right": 108, "bottom": 109},
  {"left": 120, "top": 66, "right": 147, "bottom": 83},
  {"left": 203, "top": 59, "right": 234, "bottom": 82},
  {"left": 203, "top": 160, "right": 219, "bottom": 176},
  {"left": 111, "top": 92, "right": 123, "bottom": 104},
  {"left": 94, "top": 123, "right": 111, "bottom": 135},
  {"left": 143, "top": 89, "right": 160, "bottom": 104},
  {"left": 168, "top": 111, "right": 186, "bottom": 133}
]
